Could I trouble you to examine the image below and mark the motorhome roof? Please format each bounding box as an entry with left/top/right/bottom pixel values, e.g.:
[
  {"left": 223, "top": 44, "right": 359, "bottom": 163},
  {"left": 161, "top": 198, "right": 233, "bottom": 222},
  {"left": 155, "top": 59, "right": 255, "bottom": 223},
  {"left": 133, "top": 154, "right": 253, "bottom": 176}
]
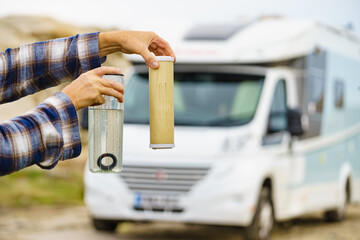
[
  {"left": 127, "top": 18, "right": 360, "bottom": 64},
  {"left": 183, "top": 22, "right": 250, "bottom": 41}
]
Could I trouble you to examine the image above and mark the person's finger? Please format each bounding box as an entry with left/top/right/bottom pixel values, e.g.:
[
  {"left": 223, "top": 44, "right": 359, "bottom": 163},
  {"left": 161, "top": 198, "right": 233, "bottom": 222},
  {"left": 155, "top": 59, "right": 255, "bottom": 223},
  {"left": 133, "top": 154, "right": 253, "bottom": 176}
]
[
  {"left": 165, "top": 49, "right": 176, "bottom": 63},
  {"left": 150, "top": 38, "right": 176, "bottom": 62},
  {"left": 141, "top": 50, "right": 159, "bottom": 69},
  {"left": 91, "top": 95, "right": 106, "bottom": 106},
  {"left": 92, "top": 66, "right": 122, "bottom": 77},
  {"left": 153, "top": 48, "right": 166, "bottom": 56},
  {"left": 99, "top": 86, "right": 124, "bottom": 103},
  {"left": 100, "top": 78, "right": 124, "bottom": 95},
  {"left": 159, "top": 40, "right": 176, "bottom": 58},
  {"left": 154, "top": 48, "right": 176, "bottom": 63},
  {"left": 156, "top": 49, "right": 176, "bottom": 61},
  {"left": 162, "top": 46, "right": 176, "bottom": 62}
]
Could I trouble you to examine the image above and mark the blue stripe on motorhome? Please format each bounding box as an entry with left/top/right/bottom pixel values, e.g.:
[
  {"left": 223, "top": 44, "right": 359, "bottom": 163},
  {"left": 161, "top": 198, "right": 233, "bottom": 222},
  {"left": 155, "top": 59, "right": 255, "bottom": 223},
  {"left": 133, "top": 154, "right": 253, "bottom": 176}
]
[
  {"left": 301, "top": 50, "right": 360, "bottom": 185},
  {"left": 304, "top": 133, "right": 360, "bottom": 184}
]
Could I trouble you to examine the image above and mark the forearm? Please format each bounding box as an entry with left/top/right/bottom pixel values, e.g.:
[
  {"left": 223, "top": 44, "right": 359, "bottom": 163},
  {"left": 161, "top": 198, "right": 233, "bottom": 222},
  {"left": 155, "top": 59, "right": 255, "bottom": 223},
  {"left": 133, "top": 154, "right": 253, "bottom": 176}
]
[
  {"left": 0, "top": 32, "right": 103, "bottom": 104},
  {"left": 0, "top": 92, "right": 81, "bottom": 176},
  {"left": 98, "top": 31, "right": 124, "bottom": 57}
]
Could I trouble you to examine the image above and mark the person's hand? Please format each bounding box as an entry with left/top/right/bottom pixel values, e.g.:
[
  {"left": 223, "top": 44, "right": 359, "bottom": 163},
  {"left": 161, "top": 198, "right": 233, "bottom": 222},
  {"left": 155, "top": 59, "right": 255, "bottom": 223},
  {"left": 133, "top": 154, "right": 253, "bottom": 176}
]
[
  {"left": 98, "top": 31, "right": 176, "bottom": 69},
  {"left": 62, "top": 67, "right": 124, "bottom": 110}
]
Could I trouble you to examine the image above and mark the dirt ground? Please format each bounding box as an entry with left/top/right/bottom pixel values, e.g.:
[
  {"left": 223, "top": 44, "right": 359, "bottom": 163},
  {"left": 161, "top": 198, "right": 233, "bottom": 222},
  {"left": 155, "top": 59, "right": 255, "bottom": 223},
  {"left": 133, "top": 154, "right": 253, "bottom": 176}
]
[{"left": 1, "top": 205, "right": 360, "bottom": 240}]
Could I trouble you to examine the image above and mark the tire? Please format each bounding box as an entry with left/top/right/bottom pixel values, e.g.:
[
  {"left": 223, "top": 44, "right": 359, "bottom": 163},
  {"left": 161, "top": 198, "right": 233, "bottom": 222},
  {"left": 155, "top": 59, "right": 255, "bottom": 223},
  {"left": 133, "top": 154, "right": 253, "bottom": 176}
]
[
  {"left": 324, "top": 181, "right": 350, "bottom": 222},
  {"left": 92, "top": 218, "right": 118, "bottom": 232},
  {"left": 244, "top": 187, "right": 274, "bottom": 240}
]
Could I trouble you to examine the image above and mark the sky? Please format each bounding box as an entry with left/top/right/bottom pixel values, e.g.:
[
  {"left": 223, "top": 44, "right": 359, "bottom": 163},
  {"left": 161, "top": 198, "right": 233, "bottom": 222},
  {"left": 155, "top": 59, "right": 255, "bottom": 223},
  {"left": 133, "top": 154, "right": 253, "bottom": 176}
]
[{"left": 0, "top": 0, "right": 359, "bottom": 41}]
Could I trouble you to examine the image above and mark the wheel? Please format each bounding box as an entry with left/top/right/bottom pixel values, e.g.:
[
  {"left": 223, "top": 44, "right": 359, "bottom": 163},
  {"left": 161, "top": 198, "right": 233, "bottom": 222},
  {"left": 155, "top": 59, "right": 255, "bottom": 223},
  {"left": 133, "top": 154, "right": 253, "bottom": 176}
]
[
  {"left": 92, "top": 218, "right": 118, "bottom": 232},
  {"left": 244, "top": 187, "right": 274, "bottom": 240},
  {"left": 324, "top": 180, "right": 350, "bottom": 222}
]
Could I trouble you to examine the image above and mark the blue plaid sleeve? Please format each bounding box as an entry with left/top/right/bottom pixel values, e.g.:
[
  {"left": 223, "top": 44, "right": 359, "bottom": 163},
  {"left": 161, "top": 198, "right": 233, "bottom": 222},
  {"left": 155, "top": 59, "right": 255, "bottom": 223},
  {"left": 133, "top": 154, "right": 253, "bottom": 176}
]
[
  {"left": 0, "top": 32, "right": 105, "bottom": 104},
  {"left": 0, "top": 92, "right": 81, "bottom": 176},
  {"left": 0, "top": 32, "right": 106, "bottom": 176}
]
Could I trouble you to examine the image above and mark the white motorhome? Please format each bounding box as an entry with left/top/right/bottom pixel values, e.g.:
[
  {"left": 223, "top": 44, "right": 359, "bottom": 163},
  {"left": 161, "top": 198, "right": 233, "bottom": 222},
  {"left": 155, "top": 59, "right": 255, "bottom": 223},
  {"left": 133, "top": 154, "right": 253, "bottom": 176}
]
[{"left": 84, "top": 18, "right": 360, "bottom": 240}]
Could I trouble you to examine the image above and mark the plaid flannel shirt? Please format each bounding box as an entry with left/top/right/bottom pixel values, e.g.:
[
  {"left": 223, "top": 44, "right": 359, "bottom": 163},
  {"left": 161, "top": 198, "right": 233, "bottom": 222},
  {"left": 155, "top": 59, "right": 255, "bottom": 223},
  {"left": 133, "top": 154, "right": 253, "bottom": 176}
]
[{"left": 0, "top": 32, "right": 103, "bottom": 176}]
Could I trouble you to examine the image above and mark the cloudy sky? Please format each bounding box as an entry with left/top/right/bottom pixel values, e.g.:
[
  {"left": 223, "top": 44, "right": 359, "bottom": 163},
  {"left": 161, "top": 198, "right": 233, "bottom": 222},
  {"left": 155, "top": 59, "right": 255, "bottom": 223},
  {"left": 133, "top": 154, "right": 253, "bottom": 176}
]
[{"left": 0, "top": 0, "right": 359, "bottom": 40}]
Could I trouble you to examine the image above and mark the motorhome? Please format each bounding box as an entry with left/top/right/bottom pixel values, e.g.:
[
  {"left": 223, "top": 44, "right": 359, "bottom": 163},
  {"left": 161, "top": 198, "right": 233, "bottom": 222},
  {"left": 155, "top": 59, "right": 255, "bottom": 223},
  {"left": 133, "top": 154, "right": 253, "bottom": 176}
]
[{"left": 84, "top": 18, "right": 360, "bottom": 240}]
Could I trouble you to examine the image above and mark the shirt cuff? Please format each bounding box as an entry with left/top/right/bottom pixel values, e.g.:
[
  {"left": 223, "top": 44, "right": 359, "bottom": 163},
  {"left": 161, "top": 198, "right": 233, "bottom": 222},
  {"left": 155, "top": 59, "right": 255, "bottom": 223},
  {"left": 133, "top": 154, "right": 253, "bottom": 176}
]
[
  {"left": 77, "top": 32, "right": 106, "bottom": 72},
  {"left": 37, "top": 92, "right": 81, "bottom": 168}
]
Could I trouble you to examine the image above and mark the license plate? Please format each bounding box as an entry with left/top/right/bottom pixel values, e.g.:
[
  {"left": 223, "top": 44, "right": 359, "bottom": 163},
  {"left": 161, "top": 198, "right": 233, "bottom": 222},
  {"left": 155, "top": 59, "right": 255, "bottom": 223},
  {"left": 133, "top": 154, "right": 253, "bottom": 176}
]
[{"left": 134, "top": 193, "right": 179, "bottom": 210}]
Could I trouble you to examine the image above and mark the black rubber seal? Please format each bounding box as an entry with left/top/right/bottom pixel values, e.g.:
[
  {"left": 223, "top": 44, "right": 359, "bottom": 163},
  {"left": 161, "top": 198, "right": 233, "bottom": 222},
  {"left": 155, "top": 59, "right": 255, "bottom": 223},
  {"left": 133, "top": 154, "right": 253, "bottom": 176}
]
[{"left": 97, "top": 153, "right": 117, "bottom": 171}]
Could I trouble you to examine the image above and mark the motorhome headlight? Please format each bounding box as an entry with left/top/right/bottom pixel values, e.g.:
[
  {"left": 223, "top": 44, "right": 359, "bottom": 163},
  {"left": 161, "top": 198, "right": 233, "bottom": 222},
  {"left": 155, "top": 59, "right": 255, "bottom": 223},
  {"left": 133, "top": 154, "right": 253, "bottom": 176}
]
[{"left": 221, "top": 135, "right": 249, "bottom": 153}]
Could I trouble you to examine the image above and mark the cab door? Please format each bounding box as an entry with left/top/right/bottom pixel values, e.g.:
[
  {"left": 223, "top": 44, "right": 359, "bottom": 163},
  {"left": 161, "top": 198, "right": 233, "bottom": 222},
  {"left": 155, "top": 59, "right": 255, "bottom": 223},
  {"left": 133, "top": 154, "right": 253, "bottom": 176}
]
[{"left": 259, "top": 68, "right": 302, "bottom": 220}]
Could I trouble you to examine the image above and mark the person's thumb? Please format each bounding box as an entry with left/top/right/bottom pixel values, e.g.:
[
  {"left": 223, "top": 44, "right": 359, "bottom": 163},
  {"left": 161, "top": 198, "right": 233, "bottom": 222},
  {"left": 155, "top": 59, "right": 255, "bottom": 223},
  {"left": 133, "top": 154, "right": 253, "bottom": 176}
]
[{"left": 142, "top": 50, "right": 159, "bottom": 69}]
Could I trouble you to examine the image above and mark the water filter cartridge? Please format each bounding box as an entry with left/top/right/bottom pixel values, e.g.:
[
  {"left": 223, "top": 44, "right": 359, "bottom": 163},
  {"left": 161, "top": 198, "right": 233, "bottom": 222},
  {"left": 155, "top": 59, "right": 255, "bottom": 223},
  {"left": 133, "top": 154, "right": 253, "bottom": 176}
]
[
  {"left": 149, "top": 56, "right": 175, "bottom": 149},
  {"left": 88, "top": 74, "right": 126, "bottom": 173}
]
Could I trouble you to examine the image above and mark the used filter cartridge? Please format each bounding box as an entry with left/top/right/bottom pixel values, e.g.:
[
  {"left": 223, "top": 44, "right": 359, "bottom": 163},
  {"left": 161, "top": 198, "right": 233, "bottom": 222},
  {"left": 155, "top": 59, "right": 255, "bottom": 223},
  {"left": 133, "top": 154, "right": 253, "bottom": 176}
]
[{"left": 149, "top": 56, "right": 175, "bottom": 149}]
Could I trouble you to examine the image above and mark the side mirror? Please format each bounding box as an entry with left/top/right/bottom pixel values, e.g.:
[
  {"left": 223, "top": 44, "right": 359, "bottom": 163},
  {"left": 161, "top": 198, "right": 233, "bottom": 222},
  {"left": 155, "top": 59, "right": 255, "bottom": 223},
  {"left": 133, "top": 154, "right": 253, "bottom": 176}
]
[{"left": 287, "top": 108, "right": 303, "bottom": 136}]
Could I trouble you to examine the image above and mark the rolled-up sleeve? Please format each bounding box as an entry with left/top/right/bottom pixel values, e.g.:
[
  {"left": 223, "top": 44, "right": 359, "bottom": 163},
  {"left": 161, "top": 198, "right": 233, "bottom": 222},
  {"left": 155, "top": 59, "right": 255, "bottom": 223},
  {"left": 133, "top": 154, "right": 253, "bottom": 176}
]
[
  {"left": 0, "top": 32, "right": 106, "bottom": 176},
  {"left": 0, "top": 32, "right": 105, "bottom": 104},
  {"left": 0, "top": 92, "right": 81, "bottom": 176}
]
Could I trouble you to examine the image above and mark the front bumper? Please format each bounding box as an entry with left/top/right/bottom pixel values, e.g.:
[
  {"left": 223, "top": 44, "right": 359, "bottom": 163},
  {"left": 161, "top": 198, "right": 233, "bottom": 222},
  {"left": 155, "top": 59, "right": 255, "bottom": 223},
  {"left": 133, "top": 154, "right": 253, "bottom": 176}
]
[{"left": 84, "top": 164, "right": 257, "bottom": 226}]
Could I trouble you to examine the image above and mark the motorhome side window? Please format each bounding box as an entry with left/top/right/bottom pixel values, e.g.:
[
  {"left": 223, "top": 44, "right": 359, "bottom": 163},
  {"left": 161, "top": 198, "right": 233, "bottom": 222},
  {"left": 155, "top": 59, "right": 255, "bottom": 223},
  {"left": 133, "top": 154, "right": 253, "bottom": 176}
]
[
  {"left": 334, "top": 80, "right": 344, "bottom": 109},
  {"left": 308, "top": 76, "right": 324, "bottom": 113},
  {"left": 267, "top": 80, "right": 288, "bottom": 134}
]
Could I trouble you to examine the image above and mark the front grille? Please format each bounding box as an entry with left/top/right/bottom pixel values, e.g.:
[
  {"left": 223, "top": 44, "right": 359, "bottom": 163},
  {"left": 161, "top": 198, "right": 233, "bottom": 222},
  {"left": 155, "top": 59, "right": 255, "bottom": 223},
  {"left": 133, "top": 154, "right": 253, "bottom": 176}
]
[{"left": 120, "top": 165, "right": 210, "bottom": 195}]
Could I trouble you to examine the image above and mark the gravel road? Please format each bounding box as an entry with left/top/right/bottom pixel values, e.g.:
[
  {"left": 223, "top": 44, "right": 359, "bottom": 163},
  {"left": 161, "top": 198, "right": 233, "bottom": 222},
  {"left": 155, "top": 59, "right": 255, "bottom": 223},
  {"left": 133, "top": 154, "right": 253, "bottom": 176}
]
[{"left": 1, "top": 205, "right": 360, "bottom": 240}]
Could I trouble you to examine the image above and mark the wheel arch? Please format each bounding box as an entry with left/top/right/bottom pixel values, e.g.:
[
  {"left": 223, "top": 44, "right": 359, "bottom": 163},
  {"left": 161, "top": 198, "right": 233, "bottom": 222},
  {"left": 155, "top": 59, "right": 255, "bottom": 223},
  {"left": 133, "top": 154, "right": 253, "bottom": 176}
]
[
  {"left": 261, "top": 176, "right": 277, "bottom": 220},
  {"left": 339, "top": 162, "right": 352, "bottom": 202}
]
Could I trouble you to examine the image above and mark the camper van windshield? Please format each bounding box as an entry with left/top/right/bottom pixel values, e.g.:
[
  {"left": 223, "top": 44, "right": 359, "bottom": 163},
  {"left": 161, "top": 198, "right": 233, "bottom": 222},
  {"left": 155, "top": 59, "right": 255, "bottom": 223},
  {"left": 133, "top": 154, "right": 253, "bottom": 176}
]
[{"left": 124, "top": 71, "right": 264, "bottom": 126}]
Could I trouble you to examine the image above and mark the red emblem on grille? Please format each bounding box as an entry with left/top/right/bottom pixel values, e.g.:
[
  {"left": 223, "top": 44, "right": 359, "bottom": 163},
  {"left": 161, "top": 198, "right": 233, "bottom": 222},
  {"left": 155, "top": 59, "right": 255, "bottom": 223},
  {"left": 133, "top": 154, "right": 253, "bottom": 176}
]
[{"left": 155, "top": 169, "right": 166, "bottom": 181}]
